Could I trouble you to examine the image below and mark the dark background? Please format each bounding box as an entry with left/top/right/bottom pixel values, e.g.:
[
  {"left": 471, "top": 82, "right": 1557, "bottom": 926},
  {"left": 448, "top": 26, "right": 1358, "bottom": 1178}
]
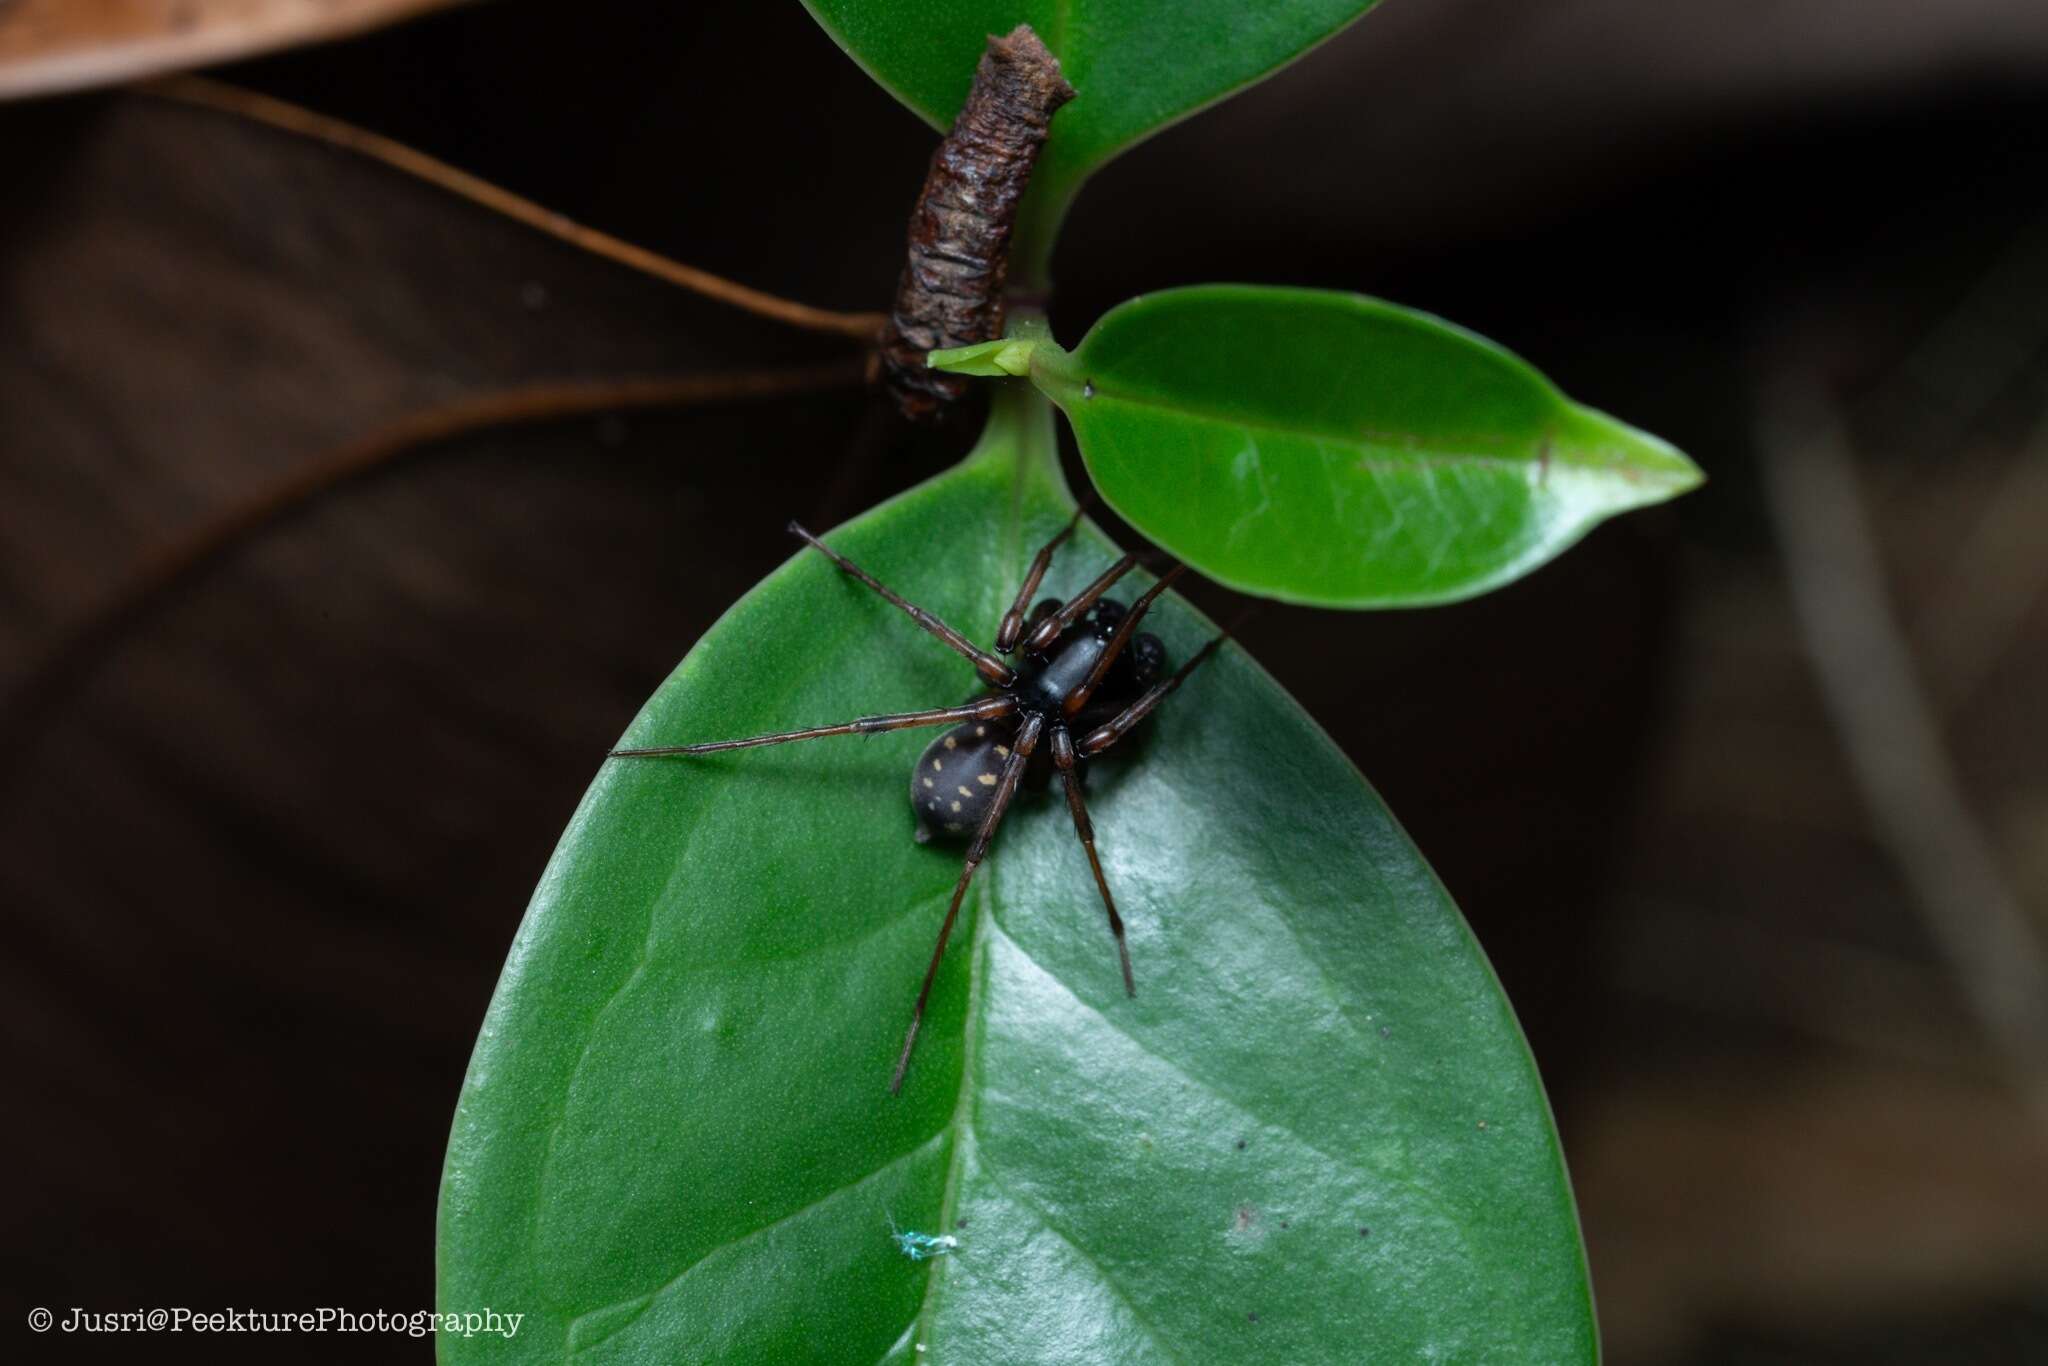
[{"left": 4, "top": 0, "right": 2047, "bottom": 1360}]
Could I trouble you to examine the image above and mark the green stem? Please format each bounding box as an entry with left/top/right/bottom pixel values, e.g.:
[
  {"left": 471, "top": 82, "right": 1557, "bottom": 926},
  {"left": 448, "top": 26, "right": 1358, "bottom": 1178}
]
[
  {"left": 1008, "top": 170, "right": 1074, "bottom": 300},
  {"left": 962, "top": 376, "right": 1070, "bottom": 512}
]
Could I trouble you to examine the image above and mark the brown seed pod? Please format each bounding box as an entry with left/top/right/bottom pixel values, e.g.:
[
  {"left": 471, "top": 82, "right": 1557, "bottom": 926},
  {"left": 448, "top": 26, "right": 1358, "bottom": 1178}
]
[{"left": 878, "top": 25, "right": 1075, "bottom": 424}]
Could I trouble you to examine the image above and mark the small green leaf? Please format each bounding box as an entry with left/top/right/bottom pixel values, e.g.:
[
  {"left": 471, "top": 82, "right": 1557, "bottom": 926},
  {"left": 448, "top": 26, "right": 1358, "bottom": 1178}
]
[
  {"left": 1033, "top": 285, "right": 1703, "bottom": 608},
  {"left": 438, "top": 390, "right": 1594, "bottom": 1362},
  {"left": 798, "top": 1, "right": 1386, "bottom": 276},
  {"left": 929, "top": 337, "right": 1039, "bottom": 377}
]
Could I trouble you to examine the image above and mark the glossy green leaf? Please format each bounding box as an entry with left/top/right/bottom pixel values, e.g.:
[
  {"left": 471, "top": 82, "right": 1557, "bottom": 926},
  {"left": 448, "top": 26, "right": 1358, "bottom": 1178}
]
[
  {"left": 437, "top": 390, "right": 1594, "bottom": 1363},
  {"left": 797, "top": 0, "right": 1385, "bottom": 276},
  {"left": 1033, "top": 285, "right": 1703, "bottom": 608}
]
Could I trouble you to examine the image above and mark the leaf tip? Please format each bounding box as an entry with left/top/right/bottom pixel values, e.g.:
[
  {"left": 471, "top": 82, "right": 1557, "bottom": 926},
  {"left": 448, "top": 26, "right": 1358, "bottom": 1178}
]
[{"left": 1565, "top": 404, "right": 1705, "bottom": 505}]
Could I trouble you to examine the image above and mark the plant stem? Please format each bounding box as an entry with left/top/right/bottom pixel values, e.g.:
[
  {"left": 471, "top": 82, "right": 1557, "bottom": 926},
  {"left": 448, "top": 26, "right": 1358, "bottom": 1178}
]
[
  {"left": 964, "top": 374, "right": 1070, "bottom": 513},
  {"left": 0, "top": 363, "right": 866, "bottom": 771},
  {"left": 1008, "top": 180, "right": 1069, "bottom": 299},
  {"left": 143, "top": 76, "right": 886, "bottom": 343}
]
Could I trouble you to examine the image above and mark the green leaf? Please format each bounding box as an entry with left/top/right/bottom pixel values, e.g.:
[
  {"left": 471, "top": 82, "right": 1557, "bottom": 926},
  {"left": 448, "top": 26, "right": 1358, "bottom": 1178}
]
[
  {"left": 928, "top": 337, "right": 1039, "bottom": 377},
  {"left": 797, "top": 1, "right": 1386, "bottom": 276},
  {"left": 438, "top": 389, "right": 1595, "bottom": 1363},
  {"left": 1032, "top": 285, "right": 1703, "bottom": 608}
]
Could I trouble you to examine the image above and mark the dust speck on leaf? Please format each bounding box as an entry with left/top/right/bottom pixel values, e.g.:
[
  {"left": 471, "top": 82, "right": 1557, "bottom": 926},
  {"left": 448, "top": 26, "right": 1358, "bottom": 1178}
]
[{"left": 890, "top": 1223, "right": 959, "bottom": 1262}]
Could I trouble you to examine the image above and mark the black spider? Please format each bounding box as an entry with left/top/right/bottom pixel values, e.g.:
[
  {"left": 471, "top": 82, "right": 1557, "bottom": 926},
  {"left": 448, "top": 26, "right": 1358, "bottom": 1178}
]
[{"left": 608, "top": 512, "right": 1227, "bottom": 1091}]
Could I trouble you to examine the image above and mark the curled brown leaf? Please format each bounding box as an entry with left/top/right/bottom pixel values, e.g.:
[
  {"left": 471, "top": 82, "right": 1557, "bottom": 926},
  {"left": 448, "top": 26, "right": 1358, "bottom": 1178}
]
[{"left": 0, "top": 0, "right": 480, "bottom": 99}]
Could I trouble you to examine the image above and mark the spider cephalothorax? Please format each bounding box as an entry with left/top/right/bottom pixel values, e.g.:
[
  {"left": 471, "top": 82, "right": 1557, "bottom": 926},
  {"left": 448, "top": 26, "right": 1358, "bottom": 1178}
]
[{"left": 609, "top": 511, "right": 1225, "bottom": 1090}]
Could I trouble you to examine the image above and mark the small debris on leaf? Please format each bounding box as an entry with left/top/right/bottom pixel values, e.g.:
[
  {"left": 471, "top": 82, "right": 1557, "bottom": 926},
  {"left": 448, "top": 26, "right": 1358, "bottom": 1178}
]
[{"left": 890, "top": 1222, "right": 960, "bottom": 1262}]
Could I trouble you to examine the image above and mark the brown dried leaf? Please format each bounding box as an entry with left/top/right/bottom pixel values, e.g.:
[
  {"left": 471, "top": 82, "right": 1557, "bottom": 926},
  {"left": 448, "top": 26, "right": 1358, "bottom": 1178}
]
[{"left": 0, "top": 0, "right": 480, "bottom": 99}]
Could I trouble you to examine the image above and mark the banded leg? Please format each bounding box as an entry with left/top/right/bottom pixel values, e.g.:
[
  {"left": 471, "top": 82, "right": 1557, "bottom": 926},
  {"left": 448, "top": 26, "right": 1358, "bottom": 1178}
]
[
  {"left": 610, "top": 696, "right": 1015, "bottom": 757},
  {"left": 996, "top": 504, "right": 1087, "bottom": 653},
  {"left": 890, "top": 712, "right": 1045, "bottom": 1093},
  {"left": 1078, "top": 631, "right": 1229, "bottom": 756},
  {"left": 1020, "top": 552, "right": 1140, "bottom": 654},
  {"left": 1050, "top": 726, "right": 1136, "bottom": 997},
  {"left": 790, "top": 522, "right": 1015, "bottom": 687},
  {"left": 1062, "top": 566, "right": 1187, "bottom": 718}
]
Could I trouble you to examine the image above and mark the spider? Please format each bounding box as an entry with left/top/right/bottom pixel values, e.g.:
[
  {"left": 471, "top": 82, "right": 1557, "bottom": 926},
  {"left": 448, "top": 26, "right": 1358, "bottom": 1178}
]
[{"left": 608, "top": 511, "right": 1227, "bottom": 1091}]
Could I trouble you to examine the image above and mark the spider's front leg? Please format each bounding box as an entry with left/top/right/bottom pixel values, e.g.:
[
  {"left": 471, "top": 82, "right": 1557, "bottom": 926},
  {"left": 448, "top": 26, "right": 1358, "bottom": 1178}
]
[
  {"left": 1077, "top": 631, "right": 1231, "bottom": 757},
  {"left": 609, "top": 696, "right": 1015, "bottom": 757},
  {"left": 1021, "top": 552, "right": 1140, "bottom": 655},
  {"left": 789, "top": 522, "right": 1014, "bottom": 687},
  {"left": 996, "top": 505, "right": 1086, "bottom": 652}
]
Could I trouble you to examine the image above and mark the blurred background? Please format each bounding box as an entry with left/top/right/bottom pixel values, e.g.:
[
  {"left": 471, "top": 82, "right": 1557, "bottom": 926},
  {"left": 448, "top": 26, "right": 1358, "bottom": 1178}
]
[{"left": 3, "top": 0, "right": 2046, "bottom": 1361}]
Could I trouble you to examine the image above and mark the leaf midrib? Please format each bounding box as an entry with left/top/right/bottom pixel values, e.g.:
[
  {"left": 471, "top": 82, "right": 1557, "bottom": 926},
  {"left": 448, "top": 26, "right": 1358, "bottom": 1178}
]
[
  {"left": 564, "top": 1132, "right": 949, "bottom": 1357},
  {"left": 906, "top": 879, "right": 995, "bottom": 1356},
  {"left": 906, "top": 408, "right": 1050, "bottom": 1357},
  {"left": 1050, "top": 370, "right": 1567, "bottom": 478}
]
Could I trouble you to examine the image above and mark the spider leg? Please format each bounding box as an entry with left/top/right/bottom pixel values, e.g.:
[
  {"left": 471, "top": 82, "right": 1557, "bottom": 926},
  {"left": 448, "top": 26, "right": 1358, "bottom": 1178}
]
[
  {"left": 789, "top": 522, "right": 1015, "bottom": 687},
  {"left": 1078, "top": 630, "right": 1230, "bottom": 756},
  {"left": 610, "top": 696, "right": 1015, "bottom": 757},
  {"left": 890, "top": 712, "right": 1045, "bottom": 1093},
  {"left": 1020, "top": 552, "right": 1140, "bottom": 654},
  {"left": 1062, "top": 565, "right": 1188, "bottom": 718},
  {"left": 996, "top": 504, "right": 1087, "bottom": 652},
  {"left": 1050, "top": 726, "right": 1136, "bottom": 997}
]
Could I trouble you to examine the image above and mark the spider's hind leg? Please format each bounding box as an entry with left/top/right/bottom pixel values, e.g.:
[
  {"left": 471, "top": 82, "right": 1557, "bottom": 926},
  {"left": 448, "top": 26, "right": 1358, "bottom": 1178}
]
[
  {"left": 1050, "top": 725, "right": 1136, "bottom": 997},
  {"left": 891, "top": 713, "right": 1045, "bottom": 1093}
]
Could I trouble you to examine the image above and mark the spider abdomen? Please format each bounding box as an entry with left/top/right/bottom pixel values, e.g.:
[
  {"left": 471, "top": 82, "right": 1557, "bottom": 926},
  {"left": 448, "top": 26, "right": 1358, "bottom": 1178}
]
[{"left": 911, "top": 716, "right": 1017, "bottom": 843}]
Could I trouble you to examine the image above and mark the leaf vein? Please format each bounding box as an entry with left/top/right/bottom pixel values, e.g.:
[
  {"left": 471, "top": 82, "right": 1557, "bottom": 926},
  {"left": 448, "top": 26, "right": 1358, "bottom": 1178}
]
[
  {"left": 975, "top": 1149, "right": 1188, "bottom": 1364},
  {"left": 1072, "top": 382, "right": 1553, "bottom": 476},
  {"left": 988, "top": 921, "right": 1471, "bottom": 1239},
  {"left": 563, "top": 1130, "right": 950, "bottom": 1357}
]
